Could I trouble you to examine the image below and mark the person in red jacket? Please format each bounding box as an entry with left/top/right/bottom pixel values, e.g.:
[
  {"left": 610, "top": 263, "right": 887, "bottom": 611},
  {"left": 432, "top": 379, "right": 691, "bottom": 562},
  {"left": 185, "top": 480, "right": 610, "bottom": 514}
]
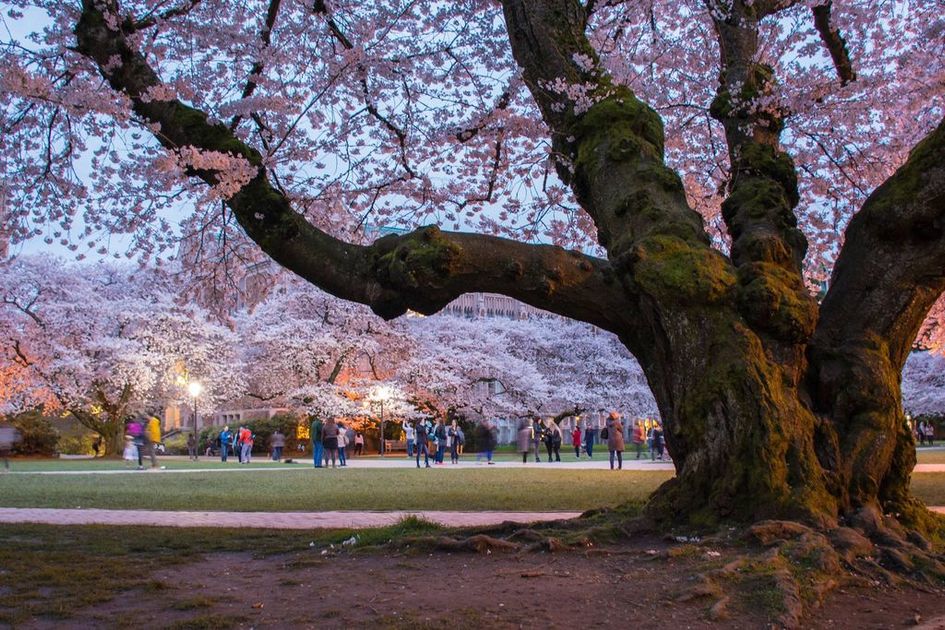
[{"left": 571, "top": 425, "right": 582, "bottom": 458}]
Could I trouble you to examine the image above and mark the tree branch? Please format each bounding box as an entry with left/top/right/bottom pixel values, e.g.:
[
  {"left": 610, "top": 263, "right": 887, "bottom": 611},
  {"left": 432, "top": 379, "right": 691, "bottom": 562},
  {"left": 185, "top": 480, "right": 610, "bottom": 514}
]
[
  {"left": 814, "top": 117, "right": 945, "bottom": 378},
  {"left": 809, "top": 117, "right": 945, "bottom": 501},
  {"left": 811, "top": 1, "right": 856, "bottom": 86},
  {"left": 704, "top": 1, "right": 817, "bottom": 347},
  {"left": 229, "top": 0, "right": 284, "bottom": 131},
  {"left": 73, "top": 0, "right": 632, "bottom": 334}
]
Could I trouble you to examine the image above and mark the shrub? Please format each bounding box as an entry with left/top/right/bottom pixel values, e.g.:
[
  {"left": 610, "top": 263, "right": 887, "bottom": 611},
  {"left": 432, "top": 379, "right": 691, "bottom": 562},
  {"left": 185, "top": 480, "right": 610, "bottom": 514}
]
[{"left": 6, "top": 409, "right": 60, "bottom": 455}]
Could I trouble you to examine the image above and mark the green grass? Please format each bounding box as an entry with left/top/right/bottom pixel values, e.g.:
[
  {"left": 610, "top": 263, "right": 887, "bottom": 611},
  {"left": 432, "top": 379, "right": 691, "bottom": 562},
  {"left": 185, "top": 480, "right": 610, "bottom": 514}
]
[
  {"left": 0, "top": 468, "right": 670, "bottom": 511},
  {"left": 0, "top": 464, "right": 943, "bottom": 511}
]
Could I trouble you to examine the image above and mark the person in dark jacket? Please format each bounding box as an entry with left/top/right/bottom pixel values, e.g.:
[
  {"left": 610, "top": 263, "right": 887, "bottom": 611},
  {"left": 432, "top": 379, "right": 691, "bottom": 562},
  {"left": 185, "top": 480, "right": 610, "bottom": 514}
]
[
  {"left": 531, "top": 417, "right": 544, "bottom": 462},
  {"left": 415, "top": 421, "right": 431, "bottom": 468},
  {"left": 310, "top": 416, "right": 324, "bottom": 468}
]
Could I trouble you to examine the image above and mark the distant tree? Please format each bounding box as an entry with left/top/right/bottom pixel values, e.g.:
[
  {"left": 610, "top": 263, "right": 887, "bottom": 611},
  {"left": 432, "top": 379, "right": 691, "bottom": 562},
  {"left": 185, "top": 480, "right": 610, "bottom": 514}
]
[{"left": 0, "top": 257, "right": 241, "bottom": 454}]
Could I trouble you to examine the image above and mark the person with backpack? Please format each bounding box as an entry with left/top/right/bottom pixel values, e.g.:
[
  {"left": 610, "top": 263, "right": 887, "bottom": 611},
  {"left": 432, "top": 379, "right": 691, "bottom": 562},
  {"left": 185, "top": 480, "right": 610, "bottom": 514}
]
[{"left": 415, "top": 420, "right": 431, "bottom": 468}]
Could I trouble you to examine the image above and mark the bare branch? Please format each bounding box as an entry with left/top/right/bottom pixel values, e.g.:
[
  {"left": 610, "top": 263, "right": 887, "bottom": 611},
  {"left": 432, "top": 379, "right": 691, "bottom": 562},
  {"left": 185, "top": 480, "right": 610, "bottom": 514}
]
[{"left": 811, "top": 1, "right": 856, "bottom": 86}]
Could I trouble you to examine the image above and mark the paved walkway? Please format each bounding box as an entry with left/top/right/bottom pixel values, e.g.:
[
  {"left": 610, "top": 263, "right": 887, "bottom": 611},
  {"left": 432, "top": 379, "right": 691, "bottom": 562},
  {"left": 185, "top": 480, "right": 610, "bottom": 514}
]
[
  {"left": 8, "top": 458, "right": 945, "bottom": 474},
  {"left": 0, "top": 507, "right": 582, "bottom": 529},
  {"left": 4, "top": 458, "right": 678, "bottom": 474}
]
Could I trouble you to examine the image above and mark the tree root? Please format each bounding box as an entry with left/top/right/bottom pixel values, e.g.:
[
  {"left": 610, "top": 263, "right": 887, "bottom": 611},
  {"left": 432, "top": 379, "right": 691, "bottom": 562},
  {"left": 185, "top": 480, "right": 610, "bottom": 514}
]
[{"left": 668, "top": 515, "right": 945, "bottom": 628}]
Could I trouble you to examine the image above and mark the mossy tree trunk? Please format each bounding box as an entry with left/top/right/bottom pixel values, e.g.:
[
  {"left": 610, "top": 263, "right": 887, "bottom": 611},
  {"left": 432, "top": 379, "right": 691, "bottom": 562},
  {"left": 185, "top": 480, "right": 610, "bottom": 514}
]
[{"left": 74, "top": 0, "right": 945, "bottom": 531}]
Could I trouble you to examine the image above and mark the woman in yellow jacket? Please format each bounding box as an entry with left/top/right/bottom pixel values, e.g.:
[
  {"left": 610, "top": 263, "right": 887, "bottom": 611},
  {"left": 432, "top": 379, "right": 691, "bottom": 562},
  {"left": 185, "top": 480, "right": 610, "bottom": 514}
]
[{"left": 144, "top": 416, "right": 162, "bottom": 468}]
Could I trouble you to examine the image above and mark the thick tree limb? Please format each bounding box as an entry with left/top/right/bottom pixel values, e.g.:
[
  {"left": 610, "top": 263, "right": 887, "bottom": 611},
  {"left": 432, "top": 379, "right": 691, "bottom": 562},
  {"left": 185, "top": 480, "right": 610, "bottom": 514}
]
[
  {"left": 809, "top": 117, "right": 945, "bottom": 507},
  {"left": 811, "top": 1, "right": 856, "bottom": 86},
  {"left": 74, "top": 0, "right": 631, "bottom": 333},
  {"left": 704, "top": 2, "right": 816, "bottom": 353}
]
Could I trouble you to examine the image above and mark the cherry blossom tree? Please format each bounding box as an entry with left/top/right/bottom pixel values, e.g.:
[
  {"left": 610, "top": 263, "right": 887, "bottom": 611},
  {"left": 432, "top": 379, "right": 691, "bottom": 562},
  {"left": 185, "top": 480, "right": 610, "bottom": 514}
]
[
  {"left": 235, "top": 275, "right": 411, "bottom": 412},
  {"left": 1, "top": 0, "right": 944, "bottom": 547},
  {"left": 902, "top": 352, "right": 945, "bottom": 419},
  {"left": 0, "top": 257, "right": 241, "bottom": 454}
]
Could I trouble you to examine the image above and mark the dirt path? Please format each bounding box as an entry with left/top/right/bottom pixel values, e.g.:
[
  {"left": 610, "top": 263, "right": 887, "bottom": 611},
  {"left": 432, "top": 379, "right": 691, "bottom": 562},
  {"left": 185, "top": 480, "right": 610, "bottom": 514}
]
[{"left": 35, "top": 544, "right": 945, "bottom": 629}]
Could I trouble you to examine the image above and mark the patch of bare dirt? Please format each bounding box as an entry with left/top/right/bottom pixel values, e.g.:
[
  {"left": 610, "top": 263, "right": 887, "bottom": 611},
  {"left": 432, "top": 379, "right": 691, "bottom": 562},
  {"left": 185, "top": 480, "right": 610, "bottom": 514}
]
[{"left": 30, "top": 538, "right": 945, "bottom": 630}]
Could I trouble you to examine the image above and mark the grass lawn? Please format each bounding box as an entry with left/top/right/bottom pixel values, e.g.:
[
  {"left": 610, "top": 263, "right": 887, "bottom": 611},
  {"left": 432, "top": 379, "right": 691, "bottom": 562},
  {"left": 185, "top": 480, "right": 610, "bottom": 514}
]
[
  {"left": 0, "top": 465, "right": 943, "bottom": 511},
  {"left": 0, "top": 468, "right": 673, "bottom": 512}
]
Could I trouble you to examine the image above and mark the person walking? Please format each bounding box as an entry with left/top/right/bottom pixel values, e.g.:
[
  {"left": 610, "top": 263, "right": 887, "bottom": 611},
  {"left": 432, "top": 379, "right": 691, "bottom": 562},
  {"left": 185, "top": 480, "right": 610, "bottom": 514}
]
[
  {"left": 354, "top": 432, "right": 364, "bottom": 456},
  {"left": 571, "top": 424, "right": 582, "bottom": 458},
  {"left": 345, "top": 425, "right": 356, "bottom": 457},
  {"left": 632, "top": 419, "right": 647, "bottom": 459},
  {"left": 145, "top": 415, "right": 162, "bottom": 468},
  {"left": 127, "top": 418, "right": 145, "bottom": 469},
  {"left": 219, "top": 425, "right": 232, "bottom": 462},
  {"left": 240, "top": 426, "right": 254, "bottom": 464},
  {"left": 477, "top": 420, "right": 497, "bottom": 464},
  {"left": 918, "top": 420, "right": 927, "bottom": 446},
  {"left": 607, "top": 411, "right": 625, "bottom": 470},
  {"left": 337, "top": 422, "right": 348, "bottom": 467},
  {"left": 404, "top": 421, "right": 415, "bottom": 458},
  {"left": 415, "top": 420, "right": 431, "bottom": 468},
  {"left": 925, "top": 422, "right": 936, "bottom": 447},
  {"left": 310, "top": 415, "right": 324, "bottom": 468},
  {"left": 271, "top": 429, "right": 285, "bottom": 462},
  {"left": 0, "top": 424, "right": 19, "bottom": 472},
  {"left": 517, "top": 418, "right": 532, "bottom": 464},
  {"left": 321, "top": 419, "right": 340, "bottom": 468},
  {"left": 186, "top": 432, "right": 197, "bottom": 461},
  {"left": 583, "top": 415, "right": 597, "bottom": 459},
  {"left": 449, "top": 420, "right": 461, "bottom": 464}
]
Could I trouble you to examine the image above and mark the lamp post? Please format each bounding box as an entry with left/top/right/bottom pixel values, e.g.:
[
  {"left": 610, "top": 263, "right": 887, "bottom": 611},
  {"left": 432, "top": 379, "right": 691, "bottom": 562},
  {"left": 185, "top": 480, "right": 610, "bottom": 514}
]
[
  {"left": 371, "top": 385, "right": 393, "bottom": 457},
  {"left": 188, "top": 381, "right": 203, "bottom": 461}
]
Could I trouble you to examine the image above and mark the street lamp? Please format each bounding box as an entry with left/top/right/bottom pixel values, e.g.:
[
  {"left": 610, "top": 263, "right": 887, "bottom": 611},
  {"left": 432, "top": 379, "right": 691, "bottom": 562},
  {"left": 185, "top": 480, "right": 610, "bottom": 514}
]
[
  {"left": 371, "top": 385, "right": 393, "bottom": 457},
  {"left": 188, "top": 381, "right": 203, "bottom": 461}
]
